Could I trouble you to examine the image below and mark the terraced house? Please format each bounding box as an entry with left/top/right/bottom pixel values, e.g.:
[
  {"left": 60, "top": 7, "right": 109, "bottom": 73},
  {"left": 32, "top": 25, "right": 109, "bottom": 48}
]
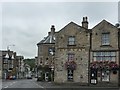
[
  {"left": 37, "top": 17, "right": 120, "bottom": 86},
  {"left": 1, "top": 50, "right": 17, "bottom": 80},
  {"left": 54, "top": 17, "right": 90, "bottom": 85},
  {"left": 90, "top": 20, "right": 120, "bottom": 86}
]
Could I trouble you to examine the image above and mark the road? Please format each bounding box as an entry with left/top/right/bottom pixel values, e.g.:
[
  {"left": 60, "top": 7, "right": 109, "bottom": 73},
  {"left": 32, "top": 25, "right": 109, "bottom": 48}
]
[
  {"left": 2, "top": 78, "right": 44, "bottom": 89},
  {"left": 1, "top": 79, "right": 120, "bottom": 90}
]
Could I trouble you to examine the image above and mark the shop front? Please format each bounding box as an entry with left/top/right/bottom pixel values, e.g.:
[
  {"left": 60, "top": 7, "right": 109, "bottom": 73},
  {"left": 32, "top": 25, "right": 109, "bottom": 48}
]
[{"left": 90, "top": 61, "right": 119, "bottom": 86}]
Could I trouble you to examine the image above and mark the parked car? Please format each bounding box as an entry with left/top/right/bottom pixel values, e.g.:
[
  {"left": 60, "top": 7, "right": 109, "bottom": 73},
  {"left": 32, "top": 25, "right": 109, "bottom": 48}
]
[
  {"left": 9, "top": 76, "right": 16, "bottom": 80},
  {"left": 37, "top": 76, "right": 43, "bottom": 81},
  {"left": 12, "top": 76, "right": 16, "bottom": 80},
  {"left": 9, "top": 76, "right": 13, "bottom": 80},
  {"left": 27, "top": 75, "right": 32, "bottom": 79},
  {"left": 27, "top": 76, "right": 32, "bottom": 79}
]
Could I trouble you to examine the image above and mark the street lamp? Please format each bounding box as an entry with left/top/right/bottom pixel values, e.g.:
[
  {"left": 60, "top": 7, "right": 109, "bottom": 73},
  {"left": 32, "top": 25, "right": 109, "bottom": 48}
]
[{"left": 7, "top": 44, "right": 15, "bottom": 51}]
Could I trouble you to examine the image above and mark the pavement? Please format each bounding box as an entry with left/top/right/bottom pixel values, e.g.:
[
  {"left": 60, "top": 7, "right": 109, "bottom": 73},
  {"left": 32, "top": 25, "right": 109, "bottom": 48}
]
[{"left": 37, "top": 81, "right": 120, "bottom": 88}]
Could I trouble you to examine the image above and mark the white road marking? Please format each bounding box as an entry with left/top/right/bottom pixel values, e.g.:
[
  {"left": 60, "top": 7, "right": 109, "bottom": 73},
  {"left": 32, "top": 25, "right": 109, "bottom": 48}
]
[
  {"left": 10, "top": 83, "right": 13, "bottom": 85},
  {"left": 4, "top": 86, "right": 8, "bottom": 88},
  {"left": 3, "top": 81, "right": 17, "bottom": 88},
  {"left": 33, "top": 82, "right": 44, "bottom": 88},
  {"left": 13, "top": 81, "right": 16, "bottom": 84}
]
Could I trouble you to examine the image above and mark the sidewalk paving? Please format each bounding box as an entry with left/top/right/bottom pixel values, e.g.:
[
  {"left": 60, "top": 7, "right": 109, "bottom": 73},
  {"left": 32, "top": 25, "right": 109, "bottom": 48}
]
[{"left": 36, "top": 81, "right": 120, "bottom": 88}]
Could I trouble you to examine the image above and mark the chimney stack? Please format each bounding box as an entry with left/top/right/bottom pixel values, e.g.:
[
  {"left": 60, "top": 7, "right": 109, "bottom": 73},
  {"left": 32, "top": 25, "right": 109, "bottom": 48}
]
[
  {"left": 82, "top": 17, "right": 88, "bottom": 29},
  {"left": 48, "top": 25, "right": 55, "bottom": 36},
  {"left": 50, "top": 25, "right": 55, "bottom": 35},
  {"left": 48, "top": 32, "right": 51, "bottom": 35}
]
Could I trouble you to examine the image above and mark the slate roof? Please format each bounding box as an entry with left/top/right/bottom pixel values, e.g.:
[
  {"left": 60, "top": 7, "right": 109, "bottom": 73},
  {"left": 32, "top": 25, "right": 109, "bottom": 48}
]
[{"left": 37, "top": 34, "right": 55, "bottom": 45}]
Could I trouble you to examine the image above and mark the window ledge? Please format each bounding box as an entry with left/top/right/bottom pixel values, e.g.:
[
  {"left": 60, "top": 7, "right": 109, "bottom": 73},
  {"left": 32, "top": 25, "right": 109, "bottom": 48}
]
[
  {"left": 100, "top": 45, "right": 112, "bottom": 47},
  {"left": 67, "top": 45, "right": 76, "bottom": 46}
]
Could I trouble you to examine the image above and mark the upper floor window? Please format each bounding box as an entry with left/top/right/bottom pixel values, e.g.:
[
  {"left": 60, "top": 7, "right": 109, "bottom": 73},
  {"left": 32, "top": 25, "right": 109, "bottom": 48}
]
[
  {"left": 68, "top": 53, "right": 75, "bottom": 61},
  {"left": 102, "top": 33, "right": 110, "bottom": 45},
  {"left": 48, "top": 47, "right": 55, "bottom": 56},
  {"left": 68, "top": 36, "right": 75, "bottom": 45},
  {"left": 3, "top": 58, "right": 8, "bottom": 64}
]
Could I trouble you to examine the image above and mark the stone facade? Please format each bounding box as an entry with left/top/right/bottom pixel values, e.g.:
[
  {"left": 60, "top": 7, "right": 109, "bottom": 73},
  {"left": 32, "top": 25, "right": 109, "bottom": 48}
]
[
  {"left": 16, "top": 56, "right": 25, "bottom": 79},
  {"left": 90, "top": 20, "right": 120, "bottom": 86},
  {"left": 1, "top": 50, "right": 17, "bottom": 79},
  {"left": 37, "top": 25, "right": 56, "bottom": 81},
  {"left": 37, "top": 17, "right": 120, "bottom": 86},
  {"left": 54, "top": 21, "right": 90, "bottom": 84}
]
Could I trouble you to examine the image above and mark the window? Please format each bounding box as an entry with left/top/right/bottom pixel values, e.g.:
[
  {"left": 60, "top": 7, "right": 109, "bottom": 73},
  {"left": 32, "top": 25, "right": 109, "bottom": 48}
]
[
  {"left": 93, "top": 52, "right": 116, "bottom": 61},
  {"left": 102, "top": 33, "right": 110, "bottom": 45},
  {"left": 102, "top": 70, "right": 110, "bottom": 82},
  {"left": 68, "top": 53, "right": 75, "bottom": 61},
  {"left": 68, "top": 36, "right": 75, "bottom": 45},
  {"left": 48, "top": 47, "right": 55, "bottom": 55},
  {"left": 3, "top": 58, "right": 8, "bottom": 64}
]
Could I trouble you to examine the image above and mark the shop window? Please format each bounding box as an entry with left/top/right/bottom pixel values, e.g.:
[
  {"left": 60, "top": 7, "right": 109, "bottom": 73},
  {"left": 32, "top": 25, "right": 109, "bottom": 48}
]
[
  {"left": 102, "top": 70, "right": 110, "bottom": 82},
  {"left": 93, "top": 52, "right": 116, "bottom": 62}
]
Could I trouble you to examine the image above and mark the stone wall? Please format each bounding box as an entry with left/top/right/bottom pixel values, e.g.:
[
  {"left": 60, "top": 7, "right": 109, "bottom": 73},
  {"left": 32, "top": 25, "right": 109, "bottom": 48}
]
[{"left": 54, "top": 22, "right": 90, "bottom": 84}]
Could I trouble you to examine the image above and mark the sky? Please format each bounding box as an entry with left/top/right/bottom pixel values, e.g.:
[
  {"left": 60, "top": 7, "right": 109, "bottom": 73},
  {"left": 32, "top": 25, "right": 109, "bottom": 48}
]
[{"left": 1, "top": 1, "right": 120, "bottom": 58}]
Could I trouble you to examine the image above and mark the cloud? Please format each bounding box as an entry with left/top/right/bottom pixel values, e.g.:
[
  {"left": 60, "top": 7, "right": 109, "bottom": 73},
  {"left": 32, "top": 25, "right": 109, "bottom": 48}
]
[{"left": 2, "top": 2, "right": 118, "bottom": 58}]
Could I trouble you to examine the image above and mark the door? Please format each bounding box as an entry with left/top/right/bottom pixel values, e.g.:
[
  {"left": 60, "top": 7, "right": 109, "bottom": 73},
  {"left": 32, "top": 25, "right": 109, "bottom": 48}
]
[{"left": 67, "top": 70, "right": 73, "bottom": 81}]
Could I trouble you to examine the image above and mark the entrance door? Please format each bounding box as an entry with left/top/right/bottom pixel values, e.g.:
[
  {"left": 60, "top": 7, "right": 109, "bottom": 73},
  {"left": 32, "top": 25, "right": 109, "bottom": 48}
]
[
  {"left": 90, "top": 69, "right": 97, "bottom": 84},
  {"left": 102, "top": 70, "right": 110, "bottom": 82},
  {"left": 67, "top": 70, "right": 73, "bottom": 81},
  {"left": 45, "top": 72, "right": 49, "bottom": 81}
]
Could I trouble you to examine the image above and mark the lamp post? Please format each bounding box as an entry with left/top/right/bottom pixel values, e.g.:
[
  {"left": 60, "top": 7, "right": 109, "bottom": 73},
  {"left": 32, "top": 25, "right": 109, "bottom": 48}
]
[{"left": 7, "top": 44, "right": 15, "bottom": 51}]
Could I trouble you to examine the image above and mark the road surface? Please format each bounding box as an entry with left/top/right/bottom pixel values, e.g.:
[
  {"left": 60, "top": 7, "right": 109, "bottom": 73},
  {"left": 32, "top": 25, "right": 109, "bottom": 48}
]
[
  {"left": 1, "top": 79, "right": 120, "bottom": 90},
  {"left": 2, "top": 79, "right": 43, "bottom": 89}
]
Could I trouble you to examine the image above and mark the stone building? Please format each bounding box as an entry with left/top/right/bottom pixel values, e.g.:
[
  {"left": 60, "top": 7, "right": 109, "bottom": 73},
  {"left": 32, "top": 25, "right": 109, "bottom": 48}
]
[
  {"left": 90, "top": 20, "right": 120, "bottom": 86},
  {"left": 54, "top": 17, "right": 90, "bottom": 84},
  {"left": 0, "top": 51, "right": 2, "bottom": 79},
  {"left": 1, "top": 50, "right": 17, "bottom": 79},
  {"left": 37, "top": 25, "right": 56, "bottom": 81},
  {"left": 37, "top": 17, "right": 120, "bottom": 86},
  {"left": 16, "top": 56, "right": 25, "bottom": 79}
]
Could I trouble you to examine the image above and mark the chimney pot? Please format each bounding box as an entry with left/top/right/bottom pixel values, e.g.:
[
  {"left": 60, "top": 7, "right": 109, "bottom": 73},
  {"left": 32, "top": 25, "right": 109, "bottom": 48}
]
[
  {"left": 82, "top": 17, "right": 88, "bottom": 29},
  {"left": 50, "top": 25, "right": 55, "bottom": 35}
]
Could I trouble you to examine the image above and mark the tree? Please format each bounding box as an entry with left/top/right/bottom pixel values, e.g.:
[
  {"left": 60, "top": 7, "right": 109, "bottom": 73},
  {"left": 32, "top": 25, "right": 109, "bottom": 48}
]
[{"left": 24, "top": 58, "right": 35, "bottom": 71}]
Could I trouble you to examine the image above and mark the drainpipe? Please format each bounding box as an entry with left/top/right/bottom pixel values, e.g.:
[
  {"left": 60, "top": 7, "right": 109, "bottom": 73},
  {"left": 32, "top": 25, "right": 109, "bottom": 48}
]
[
  {"left": 88, "top": 31, "right": 92, "bottom": 86},
  {"left": 118, "top": 28, "right": 120, "bottom": 87}
]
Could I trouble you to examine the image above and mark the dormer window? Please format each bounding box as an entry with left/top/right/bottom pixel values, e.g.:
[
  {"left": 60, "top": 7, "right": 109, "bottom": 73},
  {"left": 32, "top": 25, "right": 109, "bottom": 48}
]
[
  {"left": 68, "top": 36, "right": 75, "bottom": 45},
  {"left": 102, "top": 33, "right": 110, "bottom": 45}
]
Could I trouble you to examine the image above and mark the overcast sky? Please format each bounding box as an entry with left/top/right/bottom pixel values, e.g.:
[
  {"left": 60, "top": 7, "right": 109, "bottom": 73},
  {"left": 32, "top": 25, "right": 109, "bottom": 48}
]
[{"left": 1, "top": 1, "right": 119, "bottom": 58}]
